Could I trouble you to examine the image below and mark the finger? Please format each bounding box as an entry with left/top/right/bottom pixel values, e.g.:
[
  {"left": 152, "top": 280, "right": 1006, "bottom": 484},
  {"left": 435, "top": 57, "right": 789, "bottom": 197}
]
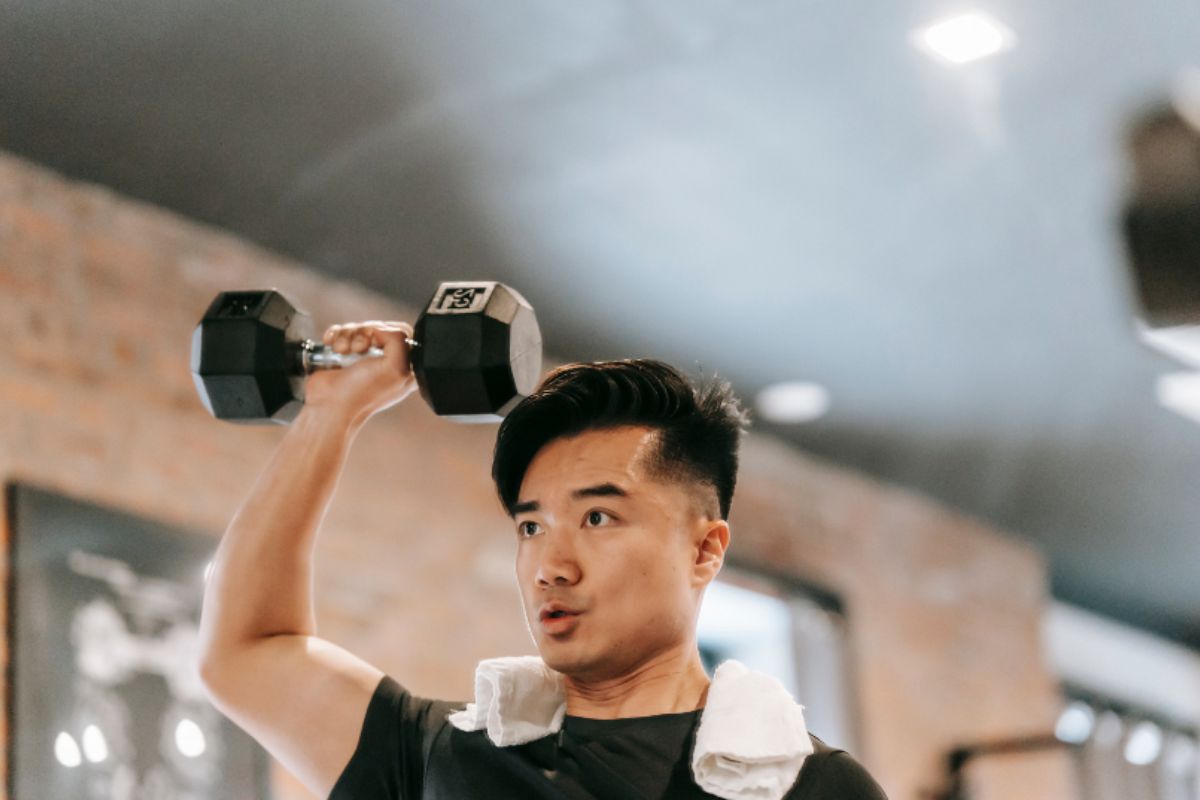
[
  {"left": 326, "top": 322, "right": 412, "bottom": 353},
  {"left": 368, "top": 322, "right": 413, "bottom": 349},
  {"left": 369, "top": 326, "right": 413, "bottom": 375}
]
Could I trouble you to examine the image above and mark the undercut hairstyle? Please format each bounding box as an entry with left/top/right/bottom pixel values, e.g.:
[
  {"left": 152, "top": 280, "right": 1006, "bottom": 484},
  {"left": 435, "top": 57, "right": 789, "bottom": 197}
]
[{"left": 492, "top": 359, "right": 751, "bottom": 520}]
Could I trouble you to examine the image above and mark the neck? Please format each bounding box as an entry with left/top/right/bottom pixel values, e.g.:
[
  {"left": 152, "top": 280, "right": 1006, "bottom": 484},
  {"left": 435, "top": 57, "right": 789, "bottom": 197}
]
[{"left": 562, "top": 642, "right": 711, "bottom": 719}]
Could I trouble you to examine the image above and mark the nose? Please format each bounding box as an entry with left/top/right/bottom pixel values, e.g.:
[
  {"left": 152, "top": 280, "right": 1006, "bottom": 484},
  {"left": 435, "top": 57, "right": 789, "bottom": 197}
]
[{"left": 535, "top": 530, "right": 581, "bottom": 588}]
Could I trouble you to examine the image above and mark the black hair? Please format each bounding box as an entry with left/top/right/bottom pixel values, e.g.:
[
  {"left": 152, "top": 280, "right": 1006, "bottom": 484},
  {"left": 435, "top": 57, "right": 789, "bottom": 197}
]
[{"left": 492, "top": 359, "right": 750, "bottom": 520}]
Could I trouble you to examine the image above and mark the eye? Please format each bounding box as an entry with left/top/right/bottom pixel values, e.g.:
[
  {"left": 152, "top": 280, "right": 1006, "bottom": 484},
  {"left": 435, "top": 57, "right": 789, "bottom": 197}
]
[
  {"left": 584, "top": 510, "right": 614, "bottom": 527},
  {"left": 517, "top": 520, "right": 541, "bottom": 538}
]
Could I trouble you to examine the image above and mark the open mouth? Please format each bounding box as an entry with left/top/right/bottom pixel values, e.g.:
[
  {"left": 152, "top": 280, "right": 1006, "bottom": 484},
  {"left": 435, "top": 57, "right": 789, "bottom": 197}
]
[
  {"left": 540, "top": 608, "right": 582, "bottom": 634},
  {"left": 539, "top": 607, "right": 582, "bottom": 625}
]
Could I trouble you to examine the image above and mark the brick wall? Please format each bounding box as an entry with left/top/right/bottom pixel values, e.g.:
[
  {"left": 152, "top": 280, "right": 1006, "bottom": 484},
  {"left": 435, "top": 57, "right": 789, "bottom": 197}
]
[{"left": 0, "top": 152, "right": 1076, "bottom": 799}]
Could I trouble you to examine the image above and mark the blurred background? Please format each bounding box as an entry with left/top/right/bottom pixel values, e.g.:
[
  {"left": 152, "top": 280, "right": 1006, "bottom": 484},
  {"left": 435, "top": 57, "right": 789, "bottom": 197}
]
[{"left": 2, "top": 1, "right": 1199, "bottom": 798}]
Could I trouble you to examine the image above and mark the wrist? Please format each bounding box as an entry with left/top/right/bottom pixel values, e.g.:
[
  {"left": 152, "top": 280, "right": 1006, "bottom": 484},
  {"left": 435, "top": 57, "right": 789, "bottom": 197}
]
[{"left": 293, "top": 402, "right": 368, "bottom": 443}]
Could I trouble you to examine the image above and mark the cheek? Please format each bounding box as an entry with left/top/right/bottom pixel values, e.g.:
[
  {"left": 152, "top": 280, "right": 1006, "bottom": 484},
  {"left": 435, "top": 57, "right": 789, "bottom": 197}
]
[
  {"left": 514, "top": 549, "right": 535, "bottom": 600},
  {"left": 602, "top": 545, "right": 690, "bottom": 618}
]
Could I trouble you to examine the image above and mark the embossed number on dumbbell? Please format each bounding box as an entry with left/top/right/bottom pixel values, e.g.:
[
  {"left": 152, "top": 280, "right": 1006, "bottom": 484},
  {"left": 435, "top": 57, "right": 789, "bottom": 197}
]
[{"left": 429, "top": 284, "right": 492, "bottom": 314}]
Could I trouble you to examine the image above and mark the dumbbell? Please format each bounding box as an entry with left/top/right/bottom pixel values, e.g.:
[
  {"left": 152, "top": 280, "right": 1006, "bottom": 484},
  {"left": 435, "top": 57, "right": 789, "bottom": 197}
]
[{"left": 190, "top": 282, "right": 542, "bottom": 424}]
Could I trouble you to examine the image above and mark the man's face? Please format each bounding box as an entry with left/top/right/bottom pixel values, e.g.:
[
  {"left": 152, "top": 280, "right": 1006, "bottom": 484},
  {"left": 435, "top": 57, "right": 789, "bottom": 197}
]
[{"left": 512, "top": 425, "right": 719, "bottom": 680}]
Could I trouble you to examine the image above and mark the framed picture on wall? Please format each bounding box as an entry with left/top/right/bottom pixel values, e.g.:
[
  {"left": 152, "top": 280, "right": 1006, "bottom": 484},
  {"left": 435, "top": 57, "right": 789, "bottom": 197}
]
[{"left": 5, "top": 484, "right": 271, "bottom": 799}]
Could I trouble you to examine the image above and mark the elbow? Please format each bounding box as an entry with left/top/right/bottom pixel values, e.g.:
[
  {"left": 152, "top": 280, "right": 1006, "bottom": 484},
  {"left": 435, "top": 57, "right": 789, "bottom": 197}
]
[
  {"left": 196, "top": 635, "right": 280, "bottom": 706},
  {"left": 196, "top": 649, "right": 238, "bottom": 704},
  {"left": 197, "top": 655, "right": 223, "bottom": 697},
  {"left": 195, "top": 615, "right": 245, "bottom": 698}
]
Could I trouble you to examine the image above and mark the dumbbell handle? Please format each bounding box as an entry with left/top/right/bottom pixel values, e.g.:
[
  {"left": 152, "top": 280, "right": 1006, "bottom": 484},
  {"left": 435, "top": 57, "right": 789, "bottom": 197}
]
[{"left": 299, "top": 338, "right": 419, "bottom": 373}]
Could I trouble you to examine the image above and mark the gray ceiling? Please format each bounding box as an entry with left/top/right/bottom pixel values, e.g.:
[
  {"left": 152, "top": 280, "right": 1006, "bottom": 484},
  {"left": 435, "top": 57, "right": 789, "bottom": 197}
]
[{"left": 4, "top": 1, "right": 1199, "bottom": 645}]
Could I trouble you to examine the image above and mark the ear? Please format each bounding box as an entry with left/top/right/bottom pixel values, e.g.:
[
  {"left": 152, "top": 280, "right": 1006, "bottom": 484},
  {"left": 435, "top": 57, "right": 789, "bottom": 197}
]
[{"left": 692, "top": 519, "right": 730, "bottom": 586}]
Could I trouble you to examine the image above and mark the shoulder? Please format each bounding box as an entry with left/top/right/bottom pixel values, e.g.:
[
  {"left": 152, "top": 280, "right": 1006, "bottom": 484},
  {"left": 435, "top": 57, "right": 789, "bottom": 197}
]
[
  {"left": 328, "top": 676, "right": 464, "bottom": 800},
  {"left": 788, "top": 736, "right": 889, "bottom": 799},
  {"left": 369, "top": 677, "right": 461, "bottom": 737}
]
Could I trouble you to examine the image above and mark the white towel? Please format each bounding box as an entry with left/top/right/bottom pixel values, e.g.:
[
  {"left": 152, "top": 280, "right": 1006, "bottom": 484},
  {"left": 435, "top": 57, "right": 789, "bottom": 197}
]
[
  {"left": 691, "top": 660, "right": 814, "bottom": 800},
  {"left": 447, "top": 655, "right": 567, "bottom": 746},
  {"left": 447, "top": 656, "right": 811, "bottom": 799}
]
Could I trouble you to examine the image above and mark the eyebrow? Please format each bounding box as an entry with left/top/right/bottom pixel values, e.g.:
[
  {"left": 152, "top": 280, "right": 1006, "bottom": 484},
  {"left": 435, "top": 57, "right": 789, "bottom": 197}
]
[{"left": 510, "top": 482, "right": 631, "bottom": 517}]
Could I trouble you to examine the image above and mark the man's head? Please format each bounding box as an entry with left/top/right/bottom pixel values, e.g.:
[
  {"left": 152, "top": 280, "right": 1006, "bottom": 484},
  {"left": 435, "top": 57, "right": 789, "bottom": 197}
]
[{"left": 491, "top": 360, "right": 750, "bottom": 679}]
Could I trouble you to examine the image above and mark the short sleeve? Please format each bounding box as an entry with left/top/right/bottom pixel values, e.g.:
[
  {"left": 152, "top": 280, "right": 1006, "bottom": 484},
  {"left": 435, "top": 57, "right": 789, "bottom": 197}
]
[
  {"left": 327, "top": 676, "right": 456, "bottom": 800},
  {"left": 790, "top": 750, "right": 889, "bottom": 799}
]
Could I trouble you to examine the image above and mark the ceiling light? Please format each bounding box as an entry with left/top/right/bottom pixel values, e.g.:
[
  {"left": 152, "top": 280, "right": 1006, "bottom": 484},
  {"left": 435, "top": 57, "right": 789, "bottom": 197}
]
[
  {"left": 175, "top": 718, "right": 207, "bottom": 758},
  {"left": 1124, "top": 721, "right": 1164, "bottom": 766},
  {"left": 1138, "top": 322, "right": 1200, "bottom": 369},
  {"left": 755, "top": 381, "right": 831, "bottom": 424},
  {"left": 914, "top": 13, "right": 1015, "bottom": 65},
  {"left": 54, "top": 732, "right": 82, "bottom": 768},
  {"left": 81, "top": 724, "right": 109, "bottom": 764},
  {"left": 1055, "top": 702, "right": 1095, "bottom": 744},
  {"left": 1156, "top": 372, "right": 1200, "bottom": 424}
]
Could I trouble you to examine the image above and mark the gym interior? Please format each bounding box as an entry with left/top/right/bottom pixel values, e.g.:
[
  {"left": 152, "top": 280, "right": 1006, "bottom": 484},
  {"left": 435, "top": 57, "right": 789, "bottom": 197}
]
[{"left": 2, "top": 3, "right": 1199, "bottom": 799}]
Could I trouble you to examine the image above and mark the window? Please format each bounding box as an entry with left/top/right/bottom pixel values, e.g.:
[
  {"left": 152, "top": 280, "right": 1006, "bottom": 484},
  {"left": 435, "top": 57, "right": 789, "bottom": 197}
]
[
  {"left": 1057, "top": 691, "right": 1199, "bottom": 800},
  {"left": 697, "top": 568, "right": 858, "bottom": 751},
  {"left": 1044, "top": 602, "right": 1200, "bottom": 800}
]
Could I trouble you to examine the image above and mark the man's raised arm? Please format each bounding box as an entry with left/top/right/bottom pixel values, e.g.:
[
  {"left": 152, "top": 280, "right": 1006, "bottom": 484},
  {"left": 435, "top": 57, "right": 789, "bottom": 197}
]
[{"left": 196, "top": 321, "right": 416, "bottom": 798}]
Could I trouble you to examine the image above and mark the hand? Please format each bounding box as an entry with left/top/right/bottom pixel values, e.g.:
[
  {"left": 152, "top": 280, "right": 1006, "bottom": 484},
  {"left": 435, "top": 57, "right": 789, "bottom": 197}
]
[{"left": 302, "top": 321, "right": 418, "bottom": 427}]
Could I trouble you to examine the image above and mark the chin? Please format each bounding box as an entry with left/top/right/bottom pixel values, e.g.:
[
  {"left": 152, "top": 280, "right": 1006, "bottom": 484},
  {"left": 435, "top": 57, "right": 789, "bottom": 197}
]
[
  {"left": 537, "top": 641, "right": 598, "bottom": 677},
  {"left": 536, "top": 640, "right": 578, "bottom": 668}
]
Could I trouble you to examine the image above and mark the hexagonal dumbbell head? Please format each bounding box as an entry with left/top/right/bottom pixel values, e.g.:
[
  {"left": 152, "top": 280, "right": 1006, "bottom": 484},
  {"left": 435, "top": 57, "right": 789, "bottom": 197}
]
[
  {"left": 411, "top": 282, "right": 542, "bottom": 421},
  {"left": 190, "top": 290, "right": 314, "bottom": 424}
]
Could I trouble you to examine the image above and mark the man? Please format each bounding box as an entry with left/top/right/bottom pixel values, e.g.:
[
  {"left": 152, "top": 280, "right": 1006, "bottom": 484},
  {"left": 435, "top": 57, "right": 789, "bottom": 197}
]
[{"left": 198, "top": 321, "right": 888, "bottom": 799}]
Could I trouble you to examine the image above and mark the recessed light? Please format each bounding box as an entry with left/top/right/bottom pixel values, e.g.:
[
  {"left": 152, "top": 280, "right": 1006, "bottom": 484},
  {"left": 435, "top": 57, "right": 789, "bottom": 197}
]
[
  {"left": 914, "top": 12, "right": 1015, "bottom": 65},
  {"left": 755, "top": 381, "right": 831, "bottom": 424}
]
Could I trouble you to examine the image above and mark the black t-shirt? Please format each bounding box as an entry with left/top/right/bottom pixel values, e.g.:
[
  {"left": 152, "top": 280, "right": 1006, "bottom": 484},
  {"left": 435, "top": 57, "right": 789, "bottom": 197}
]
[{"left": 329, "top": 676, "right": 889, "bottom": 799}]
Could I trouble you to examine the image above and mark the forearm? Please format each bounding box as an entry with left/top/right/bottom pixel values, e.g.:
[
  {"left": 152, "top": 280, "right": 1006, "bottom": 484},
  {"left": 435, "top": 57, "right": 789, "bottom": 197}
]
[{"left": 198, "top": 406, "right": 363, "bottom": 661}]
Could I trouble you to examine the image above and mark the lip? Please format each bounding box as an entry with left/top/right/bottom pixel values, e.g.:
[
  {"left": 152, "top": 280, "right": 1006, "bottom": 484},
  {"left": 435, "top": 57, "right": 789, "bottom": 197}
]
[
  {"left": 539, "top": 610, "right": 582, "bottom": 636},
  {"left": 538, "top": 603, "right": 584, "bottom": 635},
  {"left": 538, "top": 602, "right": 582, "bottom": 621}
]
